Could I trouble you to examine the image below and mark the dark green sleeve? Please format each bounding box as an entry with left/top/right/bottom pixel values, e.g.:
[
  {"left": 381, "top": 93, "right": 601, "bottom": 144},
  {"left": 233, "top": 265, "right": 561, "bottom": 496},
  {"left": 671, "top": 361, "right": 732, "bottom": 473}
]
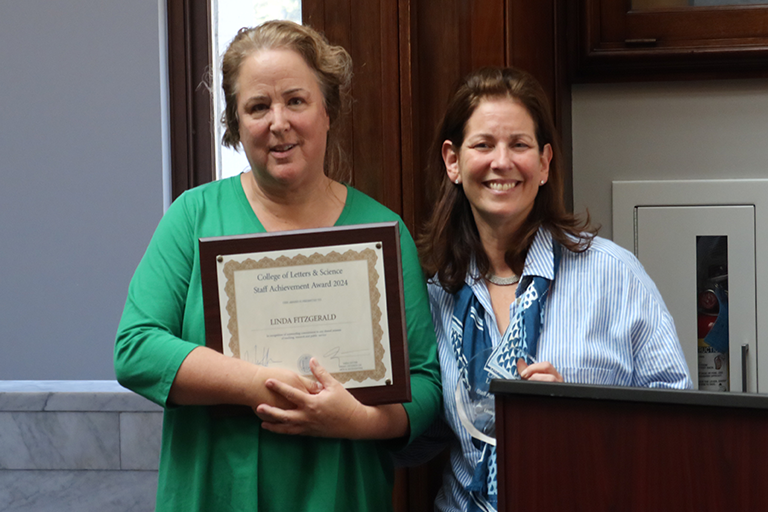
[
  {"left": 397, "top": 221, "right": 442, "bottom": 443},
  {"left": 114, "top": 194, "right": 199, "bottom": 408}
]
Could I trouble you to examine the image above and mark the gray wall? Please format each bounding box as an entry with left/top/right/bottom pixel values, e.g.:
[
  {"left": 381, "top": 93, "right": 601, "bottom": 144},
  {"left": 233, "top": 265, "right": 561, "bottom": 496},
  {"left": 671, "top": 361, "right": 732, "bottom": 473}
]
[
  {"left": 0, "top": 1, "right": 167, "bottom": 379},
  {"left": 572, "top": 79, "right": 768, "bottom": 239}
]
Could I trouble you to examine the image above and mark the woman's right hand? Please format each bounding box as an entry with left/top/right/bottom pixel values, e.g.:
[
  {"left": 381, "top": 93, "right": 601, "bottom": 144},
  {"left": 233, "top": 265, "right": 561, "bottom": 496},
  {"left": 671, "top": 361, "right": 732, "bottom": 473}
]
[
  {"left": 253, "top": 358, "right": 409, "bottom": 439},
  {"left": 251, "top": 367, "right": 321, "bottom": 410},
  {"left": 516, "top": 358, "right": 564, "bottom": 382}
]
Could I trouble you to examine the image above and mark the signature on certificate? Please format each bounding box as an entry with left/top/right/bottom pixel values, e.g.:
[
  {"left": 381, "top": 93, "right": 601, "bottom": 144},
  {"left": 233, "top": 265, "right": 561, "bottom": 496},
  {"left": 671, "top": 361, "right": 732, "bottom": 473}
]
[
  {"left": 246, "top": 346, "right": 282, "bottom": 367},
  {"left": 324, "top": 346, "right": 371, "bottom": 368},
  {"left": 324, "top": 346, "right": 342, "bottom": 364}
]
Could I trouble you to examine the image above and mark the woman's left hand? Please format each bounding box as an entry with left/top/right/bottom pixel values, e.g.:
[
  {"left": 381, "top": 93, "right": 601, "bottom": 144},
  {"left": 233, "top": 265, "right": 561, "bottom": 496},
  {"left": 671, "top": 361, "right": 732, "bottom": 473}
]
[
  {"left": 254, "top": 358, "right": 407, "bottom": 439},
  {"left": 517, "top": 358, "right": 564, "bottom": 382}
]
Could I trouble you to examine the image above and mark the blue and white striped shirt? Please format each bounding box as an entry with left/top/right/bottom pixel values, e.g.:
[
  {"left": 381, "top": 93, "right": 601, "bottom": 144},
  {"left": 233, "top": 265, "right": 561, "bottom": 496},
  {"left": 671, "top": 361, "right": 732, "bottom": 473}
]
[{"left": 427, "top": 228, "right": 692, "bottom": 512}]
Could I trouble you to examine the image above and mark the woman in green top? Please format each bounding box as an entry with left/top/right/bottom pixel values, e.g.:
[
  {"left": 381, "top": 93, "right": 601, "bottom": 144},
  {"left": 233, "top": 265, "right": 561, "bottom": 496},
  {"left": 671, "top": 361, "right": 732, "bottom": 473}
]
[{"left": 114, "top": 20, "right": 441, "bottom": 511}]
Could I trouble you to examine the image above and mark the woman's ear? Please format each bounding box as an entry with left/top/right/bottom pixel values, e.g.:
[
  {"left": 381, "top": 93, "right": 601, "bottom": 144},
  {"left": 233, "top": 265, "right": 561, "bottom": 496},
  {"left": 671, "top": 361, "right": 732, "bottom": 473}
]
[
  {"left": 442, "top": 140, "right": 460, "bottom": 184},
  {"left": 539, "top": 143, "right": 553, "bottom": 185}
]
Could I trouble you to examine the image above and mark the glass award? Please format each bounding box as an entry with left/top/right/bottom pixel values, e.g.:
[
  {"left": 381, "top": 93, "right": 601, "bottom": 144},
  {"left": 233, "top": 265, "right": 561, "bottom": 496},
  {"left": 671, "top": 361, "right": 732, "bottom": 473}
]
[{"left": 456, "top": 343, "right": 536, "bottom": 447}]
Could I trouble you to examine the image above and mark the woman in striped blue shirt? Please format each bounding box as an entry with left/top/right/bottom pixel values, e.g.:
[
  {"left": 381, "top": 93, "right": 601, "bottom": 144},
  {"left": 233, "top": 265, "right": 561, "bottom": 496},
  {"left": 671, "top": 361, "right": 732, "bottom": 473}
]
[{"left": 415, "top": 67, "right": 692, "bottom": 512}]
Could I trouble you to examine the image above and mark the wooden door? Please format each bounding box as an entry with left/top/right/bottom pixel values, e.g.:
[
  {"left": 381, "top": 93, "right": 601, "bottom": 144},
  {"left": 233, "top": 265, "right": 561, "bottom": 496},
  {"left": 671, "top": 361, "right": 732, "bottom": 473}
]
[{"left": 304, "top": 2, "right": 570, "bottom": 510}]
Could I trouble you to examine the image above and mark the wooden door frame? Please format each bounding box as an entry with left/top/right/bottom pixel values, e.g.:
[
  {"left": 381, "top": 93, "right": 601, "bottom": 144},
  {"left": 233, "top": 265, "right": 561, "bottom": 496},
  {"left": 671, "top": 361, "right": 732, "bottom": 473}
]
[{"left": 166, "top": 0, "right": 214, "bottom": 201}]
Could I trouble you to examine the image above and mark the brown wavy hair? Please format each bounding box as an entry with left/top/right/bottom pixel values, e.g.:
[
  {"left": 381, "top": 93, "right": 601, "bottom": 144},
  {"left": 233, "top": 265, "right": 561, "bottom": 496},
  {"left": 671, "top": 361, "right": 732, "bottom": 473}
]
[
  {"left": 418, "top": 67, "right": 597, "bottom": 294},
  {"left": 220, "top": 20, "right": 353, "bottom": 182}
]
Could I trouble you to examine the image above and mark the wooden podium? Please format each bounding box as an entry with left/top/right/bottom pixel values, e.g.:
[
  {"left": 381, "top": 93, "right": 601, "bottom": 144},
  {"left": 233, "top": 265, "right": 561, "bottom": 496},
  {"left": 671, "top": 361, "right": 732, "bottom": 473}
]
[{"left": 490, "top": 380, "right": 768, "bottom": 512}]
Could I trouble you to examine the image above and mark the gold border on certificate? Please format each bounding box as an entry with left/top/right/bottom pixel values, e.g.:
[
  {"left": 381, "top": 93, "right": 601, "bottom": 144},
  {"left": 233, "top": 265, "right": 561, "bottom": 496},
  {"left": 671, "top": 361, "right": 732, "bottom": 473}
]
[{"left": 218, "top": 245, "right": 387, "bottom": 386}]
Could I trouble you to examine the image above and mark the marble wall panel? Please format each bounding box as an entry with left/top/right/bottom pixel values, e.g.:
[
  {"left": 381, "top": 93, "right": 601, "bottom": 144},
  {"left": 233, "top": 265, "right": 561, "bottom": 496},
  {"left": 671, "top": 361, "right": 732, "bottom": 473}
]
[
  {"left": 120, "top": 412, "right": 163, "bottom": 470},
  {"left": 0, "top": 382, "right": 163, "bottom": 510},
  {"left": 0, "top": 469, "right": 158, "bottom": 512},
  {"left": 0, "top": 412, "right": 120, "bottom": 470}
]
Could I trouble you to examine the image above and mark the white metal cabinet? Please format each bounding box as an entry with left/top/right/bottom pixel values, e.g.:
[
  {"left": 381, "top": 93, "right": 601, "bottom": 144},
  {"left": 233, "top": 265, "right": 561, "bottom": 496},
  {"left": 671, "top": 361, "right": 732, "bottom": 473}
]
[
  {"left": 635, "top": 205, "right": 756, "bottom": 391},
  {"left": 613, "top": 179, "right": 768, "bottom": 393}
]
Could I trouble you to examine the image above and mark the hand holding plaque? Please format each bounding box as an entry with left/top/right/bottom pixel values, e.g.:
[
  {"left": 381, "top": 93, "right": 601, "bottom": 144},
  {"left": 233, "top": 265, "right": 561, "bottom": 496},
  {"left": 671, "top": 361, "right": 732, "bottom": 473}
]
[
  {"left": 254, "top": 356, "right": 400, "bottom": 438},
  {"left": 200, "top": 222, "right": 410, "bottom": 407}
]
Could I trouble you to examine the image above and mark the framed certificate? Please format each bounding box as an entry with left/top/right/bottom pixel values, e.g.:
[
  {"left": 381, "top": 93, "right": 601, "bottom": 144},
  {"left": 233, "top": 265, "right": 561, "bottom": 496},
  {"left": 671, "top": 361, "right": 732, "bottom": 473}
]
[{"left": 199, "top": 221, "right": 410, "bottom": 407}]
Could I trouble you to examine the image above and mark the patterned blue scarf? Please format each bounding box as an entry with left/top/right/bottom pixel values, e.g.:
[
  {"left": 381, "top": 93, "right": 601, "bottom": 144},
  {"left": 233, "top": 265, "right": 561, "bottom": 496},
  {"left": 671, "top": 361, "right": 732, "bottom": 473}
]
[{"left": 451, "top": 243, "right": 562, "bottom": 511}]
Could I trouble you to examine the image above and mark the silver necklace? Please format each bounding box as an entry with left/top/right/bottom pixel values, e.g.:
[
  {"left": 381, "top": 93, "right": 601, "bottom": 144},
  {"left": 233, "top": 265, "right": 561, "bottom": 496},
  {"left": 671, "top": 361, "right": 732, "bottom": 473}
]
[{"left": 485, "top": 273, "right": 520, "bottom": 286}]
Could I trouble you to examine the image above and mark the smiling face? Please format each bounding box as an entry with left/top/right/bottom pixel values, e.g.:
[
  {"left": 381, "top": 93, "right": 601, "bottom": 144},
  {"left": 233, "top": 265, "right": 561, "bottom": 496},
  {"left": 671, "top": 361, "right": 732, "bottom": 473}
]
[
  {"left": 443, "top": 97, "right": 552, "bottom": 236},
  {"left": 236, "top": 48, "right": 330, "bottom": 190}
]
